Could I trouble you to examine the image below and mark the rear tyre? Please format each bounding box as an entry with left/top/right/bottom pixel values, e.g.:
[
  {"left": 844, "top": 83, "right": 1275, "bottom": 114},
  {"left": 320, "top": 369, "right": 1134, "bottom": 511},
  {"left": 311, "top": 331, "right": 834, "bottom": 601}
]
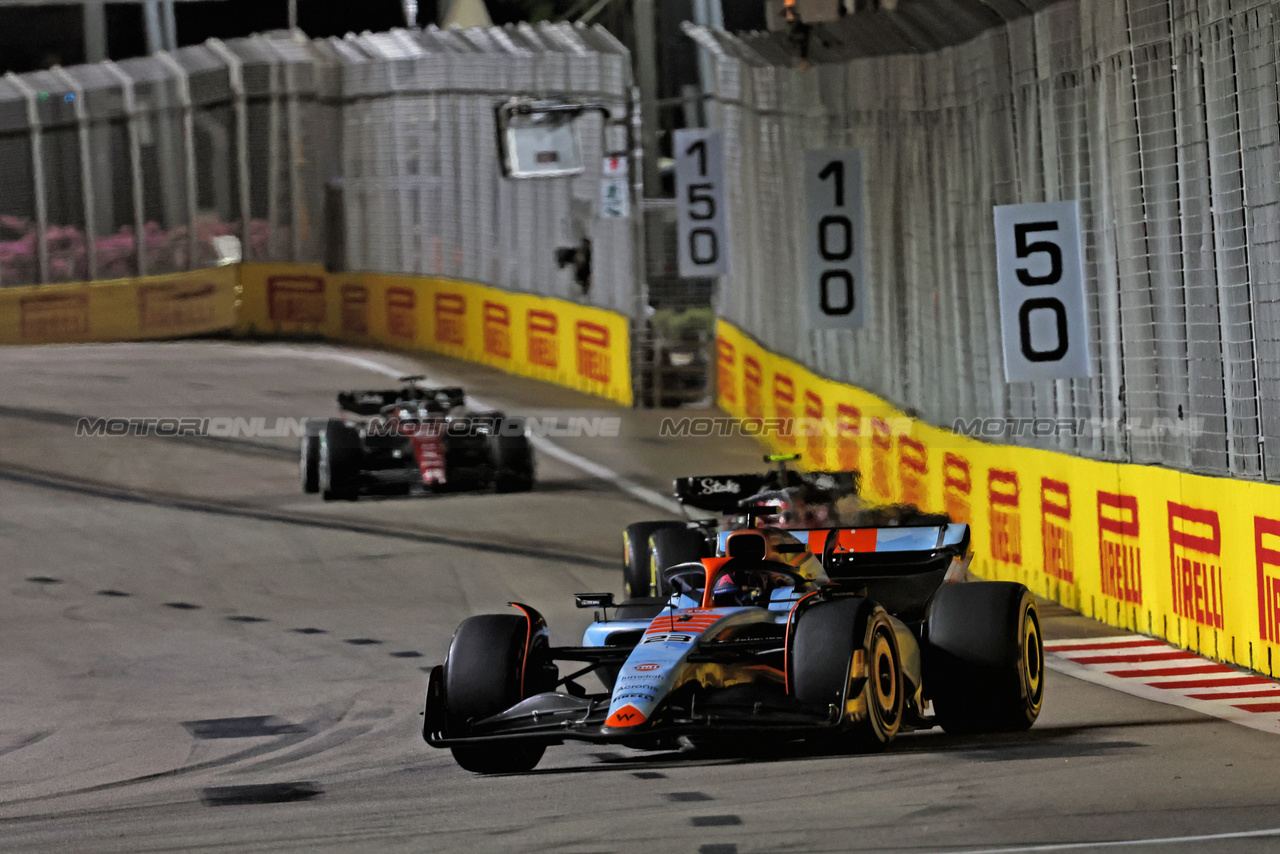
[
  {"left": 648, "top": 527, "right": 710, "bottom": 597},
  {"left": 622, "top": 521, "right": 684, "bottom": 598},
  {"left": 299, "top": 422, "right": 321, "bottom": 494},
  {"left": 490, "top": 427, "right": 534, "bottom": 493},
  {"left": 790, "top": 598, "right": 902, "bottom": 751},
  {"left": 926, "top": 582, "right": 1043, "bottom": 734},
  {"left": 444, "top": 614, "right": 547, "bottom": 773},
  {"left": 319, "top": 419, "right": 361, "bottom": 502}
]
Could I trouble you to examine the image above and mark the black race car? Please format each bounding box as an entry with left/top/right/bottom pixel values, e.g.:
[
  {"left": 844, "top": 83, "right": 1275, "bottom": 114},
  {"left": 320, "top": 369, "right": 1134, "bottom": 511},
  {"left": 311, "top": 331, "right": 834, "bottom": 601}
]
[
  {"left": 622, "top": 454, "right": 860, "bottom": 598},
  {"left": 299, "top": 376, "right": 534, "bottom": 501}
]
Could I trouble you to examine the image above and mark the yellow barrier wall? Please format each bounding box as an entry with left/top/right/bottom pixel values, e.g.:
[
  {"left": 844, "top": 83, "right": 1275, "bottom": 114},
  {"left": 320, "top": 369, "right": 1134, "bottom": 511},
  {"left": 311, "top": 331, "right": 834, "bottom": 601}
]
[
  {"left": 237, "top": 264, "right": 633, "bottom": 406},
  {"left": 0, "top": 268, "right": 239, "bottom": 346},
  {"left": 717, "top": 319, "right": 1280, "bottom": 677}
]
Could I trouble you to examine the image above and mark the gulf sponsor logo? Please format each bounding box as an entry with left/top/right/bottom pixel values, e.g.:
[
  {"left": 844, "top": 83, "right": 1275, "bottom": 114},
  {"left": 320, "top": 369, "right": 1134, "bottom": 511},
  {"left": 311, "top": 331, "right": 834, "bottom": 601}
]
[
  {"left": 773, "top": 373, "right": 796, "bottom": 446},
  {"left": 803, "top": 390, "right": 824, "bottom": 465},
  {"left": 942, "top": 453, "right": 971, "bottom": 523},
  {"left": 1098, "top": 492, "right": 1142, "bottom": 605},
  {"left": 340, "top": 284, "right": 368, "bottom": 336},
  {"left": 1257, "top": 517, "right": 1280, "bottom": 643},
  {"left": 19, "top": 291, "right": 89, "bottom": 340},
  {"left": 527, "top": 309, "right": 558, "bottom": 368},
  {"left": 836, "top": 404, "right": 861, "bottom": 473},
  {"left": 899, "top": 437, "right": 927, "bottom": 507},
  {"left": 267, "top": 275, "right": 325, "bottom": 324},
  {"left": 1167, "top": 502, "right": 1225, "bottom": 630},
  {"left": 575, "top": 321, "right": 611, "bottom": 383},
  {"left": 633, "top": 663, "right": 660, "bottom": 672},
  {"left": 869, "top": 417, "right": 893, "bottom": 499},
  {"left": 385, "top": 287, "right": 417, "bottom": 339},
  {"left": 483, "top": 300, "right": 511, "bottom": 359},
  {"left": 137, "top": 281, "right": 217, "bottom": 333},
  {"left": 434, "top": 292, "right": 465, "bottom": 346},
  {"left": 1040, "top": 478, "right": 1074, "bottom": 584},
  {"left": 743, "top": 356, "right": 763, "bottom": 419},
  {"left": 989, "top": 469, "right": 1022, "bottom": 566},
  {"left": 717, "top": 337, "right": 737, "bottom": 404}
]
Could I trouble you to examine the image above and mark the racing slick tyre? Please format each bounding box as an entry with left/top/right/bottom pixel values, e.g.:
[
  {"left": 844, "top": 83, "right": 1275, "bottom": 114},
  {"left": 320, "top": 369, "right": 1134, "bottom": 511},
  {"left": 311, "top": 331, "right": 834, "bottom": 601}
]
[
  {"left": 925, "top": 582, "right": 1043, "bottom": 734},
  {"left": 444, "top": 614, "right": 548, "bottom": 773},
  {"left": 489, "top": 428, "right": 534, "bottom": 493},
  {"left": 790, "top": 598, "right": 903, "bottom": 752},
  {"left": 319, "top": 419, "right": 361, "bottom": 502},
  {"left": 648, "top": 527, "right": 711, "bottom": 598},
  {"left": 299, "top": 421, "right": 322, "bottom": 494},
  {"left": 623, "top": 521, "right": 684, "bottom": 598}
]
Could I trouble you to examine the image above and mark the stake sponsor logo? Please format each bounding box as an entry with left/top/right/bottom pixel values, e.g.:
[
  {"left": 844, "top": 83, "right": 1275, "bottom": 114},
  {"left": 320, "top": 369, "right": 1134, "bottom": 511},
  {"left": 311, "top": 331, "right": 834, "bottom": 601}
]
[
  {"left": 942, "top": 453, "right": 971, "bottom": 523},
  {"left": 574, "top": 321, "right": 611, "bottom": 383},
  {"left": 267, "top": 275, "right": 325, "bottom": 324},
  {"left": 526, "top": 309, "right": 558, "bottom": 368},
  {"left": 1098, "top": 491, "right": 1142, "bottom": 605},
  {"left": 1168, "top": 502, "right": 1225, "bottom": 630},
  {"left": 433, "top": 292, "right": 465, "bottom": 346},
  {"left": 1040, "top": 478, "right": 1074, "bottom": 584},
  {"left": 340, "top": 284, "right": 368, "bottom": 335},
  {"left": 989, "top": 469, "right": 1022, "bottom": 565},
  {"left": 482, "top": 300, "right": 511, "bottom": 359},
  {"left": 385, "top": 287, "right": 417, "bottom": 339}
]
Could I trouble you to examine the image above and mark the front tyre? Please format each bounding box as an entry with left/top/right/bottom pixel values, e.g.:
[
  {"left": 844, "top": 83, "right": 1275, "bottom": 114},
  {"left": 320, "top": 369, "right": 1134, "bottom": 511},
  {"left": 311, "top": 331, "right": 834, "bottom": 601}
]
[
  {"left": 443, "top": 614, "right": 546, "bottom": 773},
  {"left": 319, "top": 419, "right": 361, "bottom": 502},
  {"left": 299, "top": 426, "right": 321, "bottom": 494},
  {"left": 926, "top": 582, "right": 1043, "bottom": 733}
]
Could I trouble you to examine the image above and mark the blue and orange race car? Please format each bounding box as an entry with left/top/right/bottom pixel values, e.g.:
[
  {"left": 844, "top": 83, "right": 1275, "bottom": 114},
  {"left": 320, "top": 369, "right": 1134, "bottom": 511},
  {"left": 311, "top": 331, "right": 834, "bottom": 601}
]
[{"left": 422, "top": 522, "right": 1043, "bottom": 773}]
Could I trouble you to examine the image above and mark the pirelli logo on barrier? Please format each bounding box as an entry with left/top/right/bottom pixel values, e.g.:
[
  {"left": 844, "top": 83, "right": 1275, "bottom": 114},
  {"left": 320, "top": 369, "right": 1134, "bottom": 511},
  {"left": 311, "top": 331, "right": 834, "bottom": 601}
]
[
  {"left": 717, "top": 337, "right": 737, "bottom": 404},
  {"left": 1256, "top": 517, "right": 1280, "bottom": 643},
  {"left": 527, "top": 310, "right": 558, "bottom": 369},
  {"left": 575, "top": 321, "right": 611, "bottom": 383},
  {"left": 483, "top": 301, "right": 511, "bottom": 360},
  {"left": 773, "top": 374, "right": 796, "bottom": 446},
  {"left": 989, "top": 469, "right": 1022, "bottom": 566},
  {"left": 267, "top": 276, "right": 325, "bottom": 324},
  {"left": 1099, "top": 492, "right": 1142, "bottom": 605},
  {"left": 20, "top": 291, "right": 90, "bottom": 340},
  {"left": 835, "top": 404, "right": 860, "bottom": 473},
  {"left": 137, "top": 281, "right": 217, "bottom": 333},
  {"left": 1040, "top": 478, "right": 1074, "bottom": 584},
  {"left": 869, "top": 417, "right": 893, "bottom": 500},
  {"left": 899, "top": 437, "right": 928, "bottom": 507},
  {"left": 1168, "top": 502, "right": 1224, "bottom": 630},
  {"left": 942, "top": 453, "right": 971, "bottom": 524},
  {"left": 385, "top": 287, "right": 417, "bottom": 339},
  {"left": 803, "top": 390, "right": 824, "bottom": 465},
  {"left": 340, "top": 284, "right": 368, "bottom": 336},
  {"left": 743, "top": 356, "right": 763, "bottom": 420},
  {"left": 434, "top": 293, "right": 465, "bottom": 346}
]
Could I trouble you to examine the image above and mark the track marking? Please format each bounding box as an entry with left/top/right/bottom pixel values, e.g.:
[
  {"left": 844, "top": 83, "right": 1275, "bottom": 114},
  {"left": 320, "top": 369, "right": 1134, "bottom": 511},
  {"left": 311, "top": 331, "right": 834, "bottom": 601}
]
[
  {"left": 1045, "top": 636, "right": 1280, "bottom": 735},
  {"left": 240, "top": 343, "right": 684, "bottom": 515},
  {"left": 933, "top": 825, "right": 1280, "bottom": 853}
]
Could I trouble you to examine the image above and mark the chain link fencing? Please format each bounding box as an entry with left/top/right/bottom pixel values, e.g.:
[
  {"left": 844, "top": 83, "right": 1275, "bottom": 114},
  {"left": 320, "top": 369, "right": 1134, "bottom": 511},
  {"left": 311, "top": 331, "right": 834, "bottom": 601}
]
[{"left": 689, "top": 0, "right": 1280, "bottom": 482}]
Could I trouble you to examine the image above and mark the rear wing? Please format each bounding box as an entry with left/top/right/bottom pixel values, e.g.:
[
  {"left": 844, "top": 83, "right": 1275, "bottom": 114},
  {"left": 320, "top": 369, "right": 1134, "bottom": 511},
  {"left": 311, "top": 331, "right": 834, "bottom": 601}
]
[
  {"left": 337, "top": 385, "right": 466, "bottom": 416},
  {"left": 717, "top": 523, "right": 971, "bottom": 576},
  {"left": 673, "top": 469, "right": 860, "bottom": 514}
]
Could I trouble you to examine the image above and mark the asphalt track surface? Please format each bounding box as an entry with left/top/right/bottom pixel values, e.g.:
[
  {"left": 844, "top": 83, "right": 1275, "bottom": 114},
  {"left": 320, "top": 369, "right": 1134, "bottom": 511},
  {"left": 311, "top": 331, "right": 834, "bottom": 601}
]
[{"left": 3, "top": 341, "right": 1280, "bottom": 854}]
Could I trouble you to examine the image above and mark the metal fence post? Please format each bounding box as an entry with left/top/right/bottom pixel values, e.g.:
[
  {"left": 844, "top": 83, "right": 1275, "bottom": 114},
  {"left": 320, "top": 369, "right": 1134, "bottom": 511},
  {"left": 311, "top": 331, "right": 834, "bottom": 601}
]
[
  {"left": 103, "top": 61, "right": 147, "bottom": 278},
  {"left": 206, "top": 39, "right": 252, "bottom": 261},
  {"left": 5, "top": 72, "right": 49, "bottom": 284},
  {"left": 50, "top": 66, "right": 98, "bottom": 281},
  {"left": 157, "top": 52, "right": 199, "bottom": 271}
]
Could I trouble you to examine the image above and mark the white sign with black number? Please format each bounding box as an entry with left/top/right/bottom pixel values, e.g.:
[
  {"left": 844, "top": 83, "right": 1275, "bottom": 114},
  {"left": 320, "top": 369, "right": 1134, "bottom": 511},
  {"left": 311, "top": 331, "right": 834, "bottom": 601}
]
[
  {"left": 674, "top": 129, "right": 728, "bottom": 278},
  {"left": 804, "top": 149, "right": 866, "bottom": 329},
  {"left": 993, "top": 201, "right": 1093, "bottom": 382}
]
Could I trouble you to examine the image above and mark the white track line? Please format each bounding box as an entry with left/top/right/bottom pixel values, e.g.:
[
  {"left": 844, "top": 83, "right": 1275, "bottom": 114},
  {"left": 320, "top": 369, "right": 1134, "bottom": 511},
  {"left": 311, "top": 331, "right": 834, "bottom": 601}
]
[
  {"left": 228, "top": 343, "right": 683, "bottom": 515},
  {"left": 932, "top": 825, "right": 1280, "bottom": 853}
]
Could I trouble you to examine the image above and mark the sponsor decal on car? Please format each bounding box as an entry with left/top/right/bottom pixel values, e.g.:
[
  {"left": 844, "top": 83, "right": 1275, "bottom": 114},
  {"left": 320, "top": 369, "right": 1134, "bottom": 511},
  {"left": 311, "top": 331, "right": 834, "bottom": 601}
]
[
  {"left": 267, "top": 275, "right": 325, "bottom": 324},
  {"left": 633, "top": 663, "right": 661, "bottom": 671},
  {"left": 989, "top": 469, "right": 1022, "bottom": 566},
  {"left": 527, "top": 309, "right": 558, "bottom": 368},
  {"left": 574, "top": 321, "right": 611, "bottom": 383},
  {"left": 1168, "top": 502, "right": 1224, "bottom": 630},
  {"left": 434, "top": 292, "right": 465, "bottom": 346},
  {"left": 340, "top": 284, "right": 368, "bottom": 336},
  {"left": 386, "top": 287, "right": 417, "bottom": 339},
  {"left": 1098, "top": 491, "right": 1142, "bottom": 606},
  {"left": 483, "top": 300, "right": 511, "bottom": 359}
]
